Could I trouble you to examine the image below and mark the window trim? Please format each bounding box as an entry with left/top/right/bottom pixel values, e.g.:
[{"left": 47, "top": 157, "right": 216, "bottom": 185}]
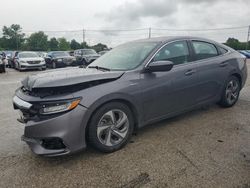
[
  {"left": 145, "top": 39, "right": 192, "bottom": 67},
  {"left": 144, "top": 39, "right": 231, "bottom": 69}
]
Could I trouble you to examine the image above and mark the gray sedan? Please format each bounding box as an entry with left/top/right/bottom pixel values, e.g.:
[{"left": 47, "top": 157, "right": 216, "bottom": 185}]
[{"left": 13, "top": 36, "right": 247, "bottom": 156}]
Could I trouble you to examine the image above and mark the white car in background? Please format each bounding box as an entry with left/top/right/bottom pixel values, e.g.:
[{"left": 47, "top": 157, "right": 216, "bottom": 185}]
[{"left": 14, "top": 51, "right": 46, "bottom": 71}]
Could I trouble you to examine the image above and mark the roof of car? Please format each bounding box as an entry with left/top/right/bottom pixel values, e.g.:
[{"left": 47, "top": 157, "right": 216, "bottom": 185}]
[{"left": 132, "top": 36, "right": 217, "bottom": 44}]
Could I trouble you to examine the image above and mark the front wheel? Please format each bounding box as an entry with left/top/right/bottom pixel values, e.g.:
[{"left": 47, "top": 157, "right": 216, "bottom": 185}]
[
  {"left": 88, "top": 102, "right": 134, "bottom": 153},
  {"left": 52, "top": 62, "right": 56, "bottom": 69},
  {"left": 219, "top": 76, "right": 240, "bottom": 108}
]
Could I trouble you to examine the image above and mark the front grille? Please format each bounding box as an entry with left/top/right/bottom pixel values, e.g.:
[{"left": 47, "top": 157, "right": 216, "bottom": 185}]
[{"left": 27, "top": 60, "right": 41, "bottom": 64}]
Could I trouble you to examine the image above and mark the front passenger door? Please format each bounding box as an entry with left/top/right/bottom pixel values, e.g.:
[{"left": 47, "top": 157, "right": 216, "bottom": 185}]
[{"left": 141, "top": 40, "right": 200, "bottom": 122}]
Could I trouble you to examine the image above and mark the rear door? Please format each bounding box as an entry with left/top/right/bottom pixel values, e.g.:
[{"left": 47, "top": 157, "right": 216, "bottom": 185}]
[{"left": 188, "top": 40, "right": 230, "bottom": 103}]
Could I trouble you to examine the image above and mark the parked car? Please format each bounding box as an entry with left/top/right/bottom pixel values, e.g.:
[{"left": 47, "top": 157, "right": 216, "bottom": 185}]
[
  {"left": 74, "top": 49, "right": 100, "bottom": 66},
  {"left": 4, "top": 51, "right": 16, "bottom": 68},
  {"left": 98, "top": 50, "right": 109, "bottom": 56},
  {"left": 0, "top": 52, "right": 9, "bottom": 68},
  {"left": 13, "top": 36, "right": 247, "bottom": 156},
  {"left": 68, "top": 51, "right": 74, "bottom": 56},
  {"left": 14, "top": 51, "right": 46, "bottom": 71},
  {"left": 36, "top": 52, "right": 47, "bottom": 58},
  {"left": 45, "top": 51, "right": 76, "bottom": 69},
  {"left": 0, "top": 55, "right": 6, "bottom": 73},
  {"left": 238, "top": 50, "right": 250, "bottom": 58}
]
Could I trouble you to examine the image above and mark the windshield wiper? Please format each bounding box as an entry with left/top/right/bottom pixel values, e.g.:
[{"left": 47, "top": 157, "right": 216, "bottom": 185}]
[{"left": 88, "top": 66, "right": 110, "bottom": 71}]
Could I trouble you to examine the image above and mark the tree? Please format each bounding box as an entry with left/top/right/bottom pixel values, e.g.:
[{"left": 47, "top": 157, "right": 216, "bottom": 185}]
[
  {"left": 70, "top": 39, "right": 81, "bottom": 50},
  {"left": 27, "top": 31, "right": 48, "bottom": 51},
  {"left": 49, "top": 37, "right": 59, "bottom": 51},
  {"left": 1, "top": 24, "right": 25, "bottom": 50},
  {"left": 81, "top": 42, "right": 89, "bottom": 49},
  {"left": 91, "top": 43, "right": 108, "bottom": 52},
  {"left": 58, "top": 38, "right": 70, "bottom": 51},
  {"left": 225, "top": 38, "right": 246, "bottom": 50}
]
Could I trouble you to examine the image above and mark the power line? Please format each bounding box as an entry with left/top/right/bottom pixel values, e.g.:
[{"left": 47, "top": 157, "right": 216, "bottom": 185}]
[
  {"left": 152, "top": 25, "right": 249, "bottom": 31},
  {"left": 22, "top": 25, "right": 249, "bottom": 33}
]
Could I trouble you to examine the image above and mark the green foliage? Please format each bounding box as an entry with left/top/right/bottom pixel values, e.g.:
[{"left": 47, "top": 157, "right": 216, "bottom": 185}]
[
  {"left": 49, "top": 38, "right": 59, "bottom": 51},
  {"left": 27, "top": 31, "right": 48, "bottom": 51},
  {"left": 1, "top": 24, "right": 25, "bottom": 50},
  {"left": 70, "top": 39, "right": 81, "bottom": 50},
  {"left": 224, "top": 38, "right": 248, "bottom": 50},
  {"left": 91, "top": 43, "right": 108, "bottom": 52},
  {"left": 58, "top": 38, "right": 70, "bottom": 51},
  {"left": 81, "top": 42, "right": 89, "bottom": 49}
]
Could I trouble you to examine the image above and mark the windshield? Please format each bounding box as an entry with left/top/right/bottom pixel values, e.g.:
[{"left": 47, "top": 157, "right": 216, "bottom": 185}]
[
  {"left": 82, "top": 49, "right": 97, "bottom": 55},
  {"left": 89, "top": 42, "right": 158, "bottom": 71},
  {"left": 52, "top": 51, "right": 69, "bottom": 57},
  {"left": 19, "top": 52, "right": 39, "bottom": 58}
]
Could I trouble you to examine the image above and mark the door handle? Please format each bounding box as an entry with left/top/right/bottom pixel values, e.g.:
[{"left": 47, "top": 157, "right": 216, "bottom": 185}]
[
  {"left": 219, "top": 62, "right": 228, "bottom": 67},
  {"left": 185, "top": 69, "right": 196, "bottom": 76}
]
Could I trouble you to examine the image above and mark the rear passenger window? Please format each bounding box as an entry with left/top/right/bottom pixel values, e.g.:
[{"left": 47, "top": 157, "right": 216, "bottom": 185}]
[
  {"left": 192, "top": 41, "right": 218, "bottom": 60},
  {"left": 153, "top": 41, "right": 191, "bottom": 65},
  {"left": 218, "top": 46, "right": 228, "bottom": 54}
]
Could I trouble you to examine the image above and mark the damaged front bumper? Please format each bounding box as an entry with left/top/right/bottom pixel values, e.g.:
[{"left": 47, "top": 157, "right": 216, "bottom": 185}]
[{"left": 13, "top": 95, "right": 88, "bottom": 157}]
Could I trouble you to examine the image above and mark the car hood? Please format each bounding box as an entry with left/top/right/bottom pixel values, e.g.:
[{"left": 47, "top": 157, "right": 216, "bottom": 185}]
[
  {"left": 19, "top": 57, "right": 44, "bottom": 61},
  {"left": 53, "top": 56, "right": 74, "bottom": 60},
  {"left": 83, "top": 54, "right": 100, "bottom": 58},
  {"left": 21, "top": 67, "right": 124, "bottom": 91}
]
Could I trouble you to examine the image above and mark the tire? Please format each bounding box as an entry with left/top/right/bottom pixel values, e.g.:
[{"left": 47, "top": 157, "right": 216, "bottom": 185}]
[
  {"left": 219, "top": 76, "right": 240, "bottom": 108},
  {"left": 52, "top": 62, "right": 56, "bottom": 69},
  {"left": 81, "top": 58, "right": 87, "bottom": 66},
  {"left": 88, "top": 102, "right": 134, "bottom": 153}
]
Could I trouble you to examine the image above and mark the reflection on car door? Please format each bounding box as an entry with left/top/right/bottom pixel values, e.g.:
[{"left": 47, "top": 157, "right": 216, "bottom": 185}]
[{"left": 141, "top": 40, "right": 201, "bottom": 123}]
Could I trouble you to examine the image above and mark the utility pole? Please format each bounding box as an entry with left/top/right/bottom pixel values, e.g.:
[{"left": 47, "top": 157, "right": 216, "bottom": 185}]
[
  {"left": 82, "top": 28, "right": 85, "bottom": 43},
  {"left": 148, "top": 27, "right": 151, "bottom": 39},
  {"left": 246, "top": 25, "right": 250, "bottom": 50}
]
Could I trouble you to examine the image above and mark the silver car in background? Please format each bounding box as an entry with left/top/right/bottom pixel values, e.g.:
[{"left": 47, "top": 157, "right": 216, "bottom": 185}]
[{"left": 14, "top": 51, "right": 46, "bottom": 71}]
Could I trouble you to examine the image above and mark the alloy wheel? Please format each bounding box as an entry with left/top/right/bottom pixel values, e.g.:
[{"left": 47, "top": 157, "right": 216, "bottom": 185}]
[
  {"left": 97, "top": 110, "right": 129, "bottom": 147},
  {"left": 226, "top": 80, "right": 239, "bottom": 105}
]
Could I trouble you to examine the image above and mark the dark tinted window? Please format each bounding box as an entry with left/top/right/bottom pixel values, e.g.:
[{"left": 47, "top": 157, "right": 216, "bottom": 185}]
[
  {"left": 153, "top": 41, "right": 190, "bottom": 65},
  {"left": 192, "top": 41, "right": 218, "bottom": 60}
]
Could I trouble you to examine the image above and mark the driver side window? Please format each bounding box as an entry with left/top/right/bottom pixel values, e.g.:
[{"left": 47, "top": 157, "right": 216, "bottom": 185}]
[{"left": 153, "top": 41, "right": 190, "bottom": 65}]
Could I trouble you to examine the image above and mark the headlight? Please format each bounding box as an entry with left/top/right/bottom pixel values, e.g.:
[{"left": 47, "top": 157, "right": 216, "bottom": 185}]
[
  {"left": 20, "top": 61, "right": 26, "bottom": 64},
  {"left": 39, "top": 98, "right": 81, "bottom": 115},
  {"left": 57, "top": 59, "right": 63, "bottom": 62}
]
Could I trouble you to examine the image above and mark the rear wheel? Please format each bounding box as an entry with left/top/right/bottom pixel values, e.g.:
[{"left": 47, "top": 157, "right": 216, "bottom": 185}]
[
  {"left": 88, "top": 102, "right": 134, "bottom": 153},
  {"left": 219, "top": 76, "right": 240, "bottom": 108}
]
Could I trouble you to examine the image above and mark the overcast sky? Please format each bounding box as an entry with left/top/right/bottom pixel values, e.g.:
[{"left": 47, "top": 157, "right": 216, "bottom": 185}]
[{"left": 0, "top": 0, "right": 249, "bottom": 46}]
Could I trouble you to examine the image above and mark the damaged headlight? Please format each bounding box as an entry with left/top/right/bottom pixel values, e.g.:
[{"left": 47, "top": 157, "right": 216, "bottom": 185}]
[{"left": 40, "top": 98, "right": 81, "bottom": 115}]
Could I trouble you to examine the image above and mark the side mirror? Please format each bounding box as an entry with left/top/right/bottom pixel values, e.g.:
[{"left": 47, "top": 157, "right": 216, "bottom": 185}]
[{"left": 144, "top": 60, "right": 174, "bottom": 72}]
